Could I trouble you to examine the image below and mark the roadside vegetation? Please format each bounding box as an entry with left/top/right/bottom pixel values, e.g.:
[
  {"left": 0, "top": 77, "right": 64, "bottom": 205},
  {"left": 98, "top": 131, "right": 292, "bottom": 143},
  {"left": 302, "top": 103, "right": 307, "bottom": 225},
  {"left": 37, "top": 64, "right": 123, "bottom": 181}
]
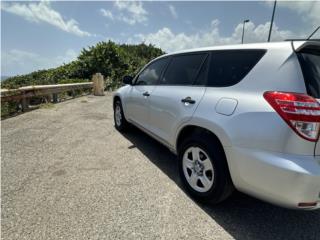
[
  {"left": 1, "top": 41, "right": 164, "bottom": 90},
  {"left": 1, "top": 41, "right": 164, "bottom": 118}
]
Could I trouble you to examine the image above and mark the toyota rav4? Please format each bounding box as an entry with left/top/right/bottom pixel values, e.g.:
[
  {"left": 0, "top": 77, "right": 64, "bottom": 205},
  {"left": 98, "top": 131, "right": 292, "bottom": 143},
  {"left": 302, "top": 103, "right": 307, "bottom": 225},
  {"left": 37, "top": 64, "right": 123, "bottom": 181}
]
[{"left": 113, "top": 41, "right": 320, "bottom": 210}]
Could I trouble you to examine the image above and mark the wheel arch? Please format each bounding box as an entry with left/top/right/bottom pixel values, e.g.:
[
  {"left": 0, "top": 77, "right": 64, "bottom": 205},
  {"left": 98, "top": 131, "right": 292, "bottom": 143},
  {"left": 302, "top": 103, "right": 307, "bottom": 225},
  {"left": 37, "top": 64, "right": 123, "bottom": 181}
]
[
  {"left": 175, "top": 124, "right": 233, "bottom": 174},
  {"left": 175, "top": 120, "right": 232, "bottom": 151},
  {"left": 113, "top": 95, "right": 121, "bottom": 109},
  {"left": 176, "top": 124, "right": 235, "bottom": 197},
  {"left": 176, "top": 125, "right": 225, "bottom": 153}
]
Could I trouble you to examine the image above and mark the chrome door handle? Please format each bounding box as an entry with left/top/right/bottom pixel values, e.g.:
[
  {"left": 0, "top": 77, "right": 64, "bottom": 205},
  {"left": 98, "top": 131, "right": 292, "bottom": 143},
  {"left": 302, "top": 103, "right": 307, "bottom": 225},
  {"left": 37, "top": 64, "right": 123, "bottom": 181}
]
[
  {"left": 143, "top": 91, "right": 150, "bottom": 97},
  {"left": 181, "top": 97, "right": 196, "bottom": 104}
]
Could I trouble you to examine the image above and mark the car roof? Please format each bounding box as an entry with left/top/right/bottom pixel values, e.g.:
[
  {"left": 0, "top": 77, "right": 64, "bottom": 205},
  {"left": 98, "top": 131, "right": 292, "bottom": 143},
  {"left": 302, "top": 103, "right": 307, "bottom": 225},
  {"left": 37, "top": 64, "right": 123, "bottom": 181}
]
[{"left": 160, "top": 41, "right": 304, "bottom": 58}]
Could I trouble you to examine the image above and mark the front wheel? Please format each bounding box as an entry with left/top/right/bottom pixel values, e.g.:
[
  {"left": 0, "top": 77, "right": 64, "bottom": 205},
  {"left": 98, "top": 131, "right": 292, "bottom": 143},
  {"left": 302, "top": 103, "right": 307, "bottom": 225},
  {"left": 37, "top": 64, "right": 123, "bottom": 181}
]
[
  {"left": 178, "top": 134, "right": 234, "bottom": 204},
  {"left": 114, "top": 100, "right": 129, "bottom": 132}
]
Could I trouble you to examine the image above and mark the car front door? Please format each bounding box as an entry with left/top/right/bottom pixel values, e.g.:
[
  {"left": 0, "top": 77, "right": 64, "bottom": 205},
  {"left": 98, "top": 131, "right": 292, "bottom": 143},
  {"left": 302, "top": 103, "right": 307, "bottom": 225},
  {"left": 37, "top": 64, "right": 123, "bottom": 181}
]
[
  {"left": 148, "top": 53, "right": 208, "bottom": 145},
  {"left": 126, "top": 57, "right": 169, "bottom": 130}
]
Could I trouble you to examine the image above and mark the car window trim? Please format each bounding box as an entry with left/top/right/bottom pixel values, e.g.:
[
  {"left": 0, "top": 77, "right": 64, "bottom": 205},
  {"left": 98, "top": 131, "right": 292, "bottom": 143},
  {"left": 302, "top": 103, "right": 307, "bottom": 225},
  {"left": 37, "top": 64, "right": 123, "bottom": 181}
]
[
  {"left": 192, "top": 53, "right": 209, "bottom": 86},
  {"left": 156, "top": 56, "right": 172, "bottom": 85}
]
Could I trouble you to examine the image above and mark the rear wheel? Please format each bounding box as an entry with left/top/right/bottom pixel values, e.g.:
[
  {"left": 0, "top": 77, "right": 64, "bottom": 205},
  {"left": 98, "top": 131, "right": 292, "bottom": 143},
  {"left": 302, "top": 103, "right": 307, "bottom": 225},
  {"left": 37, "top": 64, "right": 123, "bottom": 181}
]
[
  {"left": 114, "top": 100, "right": 129, "bottom": 132},
  {"left": 178, "top": 134, "right": 234, "bottom": 204}
]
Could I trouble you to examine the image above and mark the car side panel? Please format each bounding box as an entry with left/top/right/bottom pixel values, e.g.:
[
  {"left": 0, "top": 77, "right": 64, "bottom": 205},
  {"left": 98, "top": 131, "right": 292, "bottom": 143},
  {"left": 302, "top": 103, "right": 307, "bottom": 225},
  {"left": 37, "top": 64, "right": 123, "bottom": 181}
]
[
  {"left": 149, "top": 86, "right": 206, "bottom": 145},
  {"left": 174, "top": 45, "right": 316, "bottom": 155},
  {"left": 125, "top": 85, "right": 157, "bottom": 129},
  {"left": 114, "top": 85, "right": 131, "bottom": 120}
]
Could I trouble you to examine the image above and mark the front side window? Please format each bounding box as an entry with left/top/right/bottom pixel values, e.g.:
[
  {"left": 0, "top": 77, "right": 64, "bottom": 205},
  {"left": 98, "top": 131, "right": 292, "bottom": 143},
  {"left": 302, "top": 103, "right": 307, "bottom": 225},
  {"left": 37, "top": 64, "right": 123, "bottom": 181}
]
[
  {"left": 160, "top": 54, "right": 207, "bottom": 85},
  {"left": 135, "top": 58, "right": 168, "bottom": 85},
  {"left": 208, "top": 50, "right": 266, "bottom": 87}
]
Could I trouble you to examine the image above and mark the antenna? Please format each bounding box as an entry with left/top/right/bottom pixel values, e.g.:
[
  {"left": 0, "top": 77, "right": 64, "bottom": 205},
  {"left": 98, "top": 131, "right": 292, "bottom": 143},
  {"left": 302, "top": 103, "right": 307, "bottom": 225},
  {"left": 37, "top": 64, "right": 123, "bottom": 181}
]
[
  {"left": 307, "top": 26, "right": 320, "bottom": 40},
  {"left": 267, "top": 0, "right": 277, "bottom": 42}
]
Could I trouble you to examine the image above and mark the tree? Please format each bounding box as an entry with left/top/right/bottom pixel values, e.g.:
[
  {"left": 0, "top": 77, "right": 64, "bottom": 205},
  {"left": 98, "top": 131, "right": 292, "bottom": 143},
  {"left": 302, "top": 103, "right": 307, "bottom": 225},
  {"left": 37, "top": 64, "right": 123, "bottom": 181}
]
[{"left": 2, "top": 41, "right": 164, "bottom": 90}]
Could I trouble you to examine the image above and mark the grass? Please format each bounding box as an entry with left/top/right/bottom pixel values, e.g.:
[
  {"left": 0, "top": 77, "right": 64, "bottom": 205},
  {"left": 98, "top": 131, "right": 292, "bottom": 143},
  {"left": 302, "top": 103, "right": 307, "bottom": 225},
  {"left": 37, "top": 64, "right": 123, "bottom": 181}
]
[{"left": 39, "top": 103, "right": 55, "bottom": 109}]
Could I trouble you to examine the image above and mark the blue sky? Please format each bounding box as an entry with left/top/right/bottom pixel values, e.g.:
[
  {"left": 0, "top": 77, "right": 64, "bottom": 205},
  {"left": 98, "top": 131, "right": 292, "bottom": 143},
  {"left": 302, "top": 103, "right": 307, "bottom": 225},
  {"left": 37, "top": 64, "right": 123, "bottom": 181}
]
[{"left": 1, "top": 1, "right": 320, "bottom": 76}]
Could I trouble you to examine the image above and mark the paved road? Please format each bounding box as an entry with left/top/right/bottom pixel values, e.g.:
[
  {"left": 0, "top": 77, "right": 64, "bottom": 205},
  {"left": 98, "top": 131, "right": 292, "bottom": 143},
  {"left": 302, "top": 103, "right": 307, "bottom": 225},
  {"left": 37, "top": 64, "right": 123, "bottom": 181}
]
[{"left": 1, "top": 93, "right": 320, "bottom": 240}]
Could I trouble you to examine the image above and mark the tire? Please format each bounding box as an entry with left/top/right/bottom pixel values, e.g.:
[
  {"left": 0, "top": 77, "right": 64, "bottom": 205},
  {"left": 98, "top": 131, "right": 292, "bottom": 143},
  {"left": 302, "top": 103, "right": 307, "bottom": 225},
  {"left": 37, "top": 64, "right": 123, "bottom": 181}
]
[
  {"left": 178, "top": 133, "right": 234, "bottom": 204},
  {"left": 114, "top": 100, "right": 129, "bottom": 132}
]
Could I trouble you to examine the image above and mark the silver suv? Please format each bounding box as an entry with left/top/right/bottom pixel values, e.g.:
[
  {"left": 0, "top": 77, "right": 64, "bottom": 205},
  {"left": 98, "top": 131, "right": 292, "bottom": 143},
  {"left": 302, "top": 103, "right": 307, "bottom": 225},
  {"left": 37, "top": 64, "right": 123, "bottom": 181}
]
[{"left": 113, "top": 41, "right": 320, "bottom": 210}]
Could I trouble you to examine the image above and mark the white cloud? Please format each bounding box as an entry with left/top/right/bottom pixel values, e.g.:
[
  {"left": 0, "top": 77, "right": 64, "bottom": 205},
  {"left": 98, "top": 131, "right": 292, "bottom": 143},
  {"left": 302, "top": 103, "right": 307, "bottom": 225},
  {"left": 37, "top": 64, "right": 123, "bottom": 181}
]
[
  {"left": 100, "top": 8, "right": 114, "bottom": 20},
  {"left": 132, "top": 20, "right": 294, "bottom": 52},
  {"left": 265, "top": 0, "right": 320, "bottom": 37},
  {"left": 2, "top": 49, "right": 78, "bottom": 76},
  {"left": 169, "top": 5, "right": 178, "bottom": 19},
  {"left": 211, "top": 19, "right": 220, "bottom": 28},
  {"left": 276, "top": 1, "right": 320, "bottom": 27},
  {"left": 1, "top": 1, "right": 91, "bottom": 37},
  {"left": 113, "top": 0, "right": 148, "bottom": 25}
]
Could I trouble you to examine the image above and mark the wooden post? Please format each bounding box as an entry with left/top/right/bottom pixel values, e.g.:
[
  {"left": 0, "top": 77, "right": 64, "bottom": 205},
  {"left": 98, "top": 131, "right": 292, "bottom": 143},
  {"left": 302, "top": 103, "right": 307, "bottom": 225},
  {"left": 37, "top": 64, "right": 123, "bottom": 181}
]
[
  {"left": 46, "top": 95, "right": 52, "bottom": 103},
  {"left": 21, "top": 97, "right": 29, "bottom": 112},
  {"left": 92, "top": 73, "right": 105, "bottom": 96},
  {"left": 53, "top": 93, "right": 58, "bottom": 103}
]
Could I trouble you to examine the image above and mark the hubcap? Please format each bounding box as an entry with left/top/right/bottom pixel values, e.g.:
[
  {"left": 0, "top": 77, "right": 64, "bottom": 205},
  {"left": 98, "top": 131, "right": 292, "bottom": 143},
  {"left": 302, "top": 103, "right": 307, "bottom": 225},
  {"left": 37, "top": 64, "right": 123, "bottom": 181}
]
[
  {"left": 182, "top": 147, "right": 214, "bottom": 192},
  {"left": 115, "top": 104, "right": 122, "bottom": 126}
]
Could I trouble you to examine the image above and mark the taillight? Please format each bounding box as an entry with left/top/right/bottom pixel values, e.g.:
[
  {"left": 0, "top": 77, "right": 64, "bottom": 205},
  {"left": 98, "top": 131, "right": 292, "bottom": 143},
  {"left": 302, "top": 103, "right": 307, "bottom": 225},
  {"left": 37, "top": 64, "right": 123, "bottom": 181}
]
[{"left": 264, "top": 91, "right": 320, "bottom": 142}]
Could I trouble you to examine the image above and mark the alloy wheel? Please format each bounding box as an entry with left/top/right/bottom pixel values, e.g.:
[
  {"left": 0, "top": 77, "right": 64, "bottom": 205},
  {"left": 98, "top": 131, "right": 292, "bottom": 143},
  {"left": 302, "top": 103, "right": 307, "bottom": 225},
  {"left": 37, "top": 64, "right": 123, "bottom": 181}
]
[{"left": 182, "top": 146, "right": 214, "bottom": 192}]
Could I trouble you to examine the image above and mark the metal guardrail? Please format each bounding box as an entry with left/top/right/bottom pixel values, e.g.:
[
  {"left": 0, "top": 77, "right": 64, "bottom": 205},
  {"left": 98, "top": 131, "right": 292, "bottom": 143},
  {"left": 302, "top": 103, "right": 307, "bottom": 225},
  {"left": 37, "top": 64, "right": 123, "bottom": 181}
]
[
  {"left": 1, "top": 82, "right": 93, "bottom": 101},
  {"left": 1, "top": 82, "right": 93, "bottom": 111}
]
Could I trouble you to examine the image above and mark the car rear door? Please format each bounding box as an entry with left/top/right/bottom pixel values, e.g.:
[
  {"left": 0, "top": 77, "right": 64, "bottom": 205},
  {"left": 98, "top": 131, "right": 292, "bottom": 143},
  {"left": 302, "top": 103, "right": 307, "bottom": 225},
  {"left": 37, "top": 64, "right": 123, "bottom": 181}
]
[
  {"left": 148, "top": 53, "right": 208, "bottom": 145},
  {"left": 295, "top": 41, "right": 320, "bottom": 155},
  {"left": 126, "top": 57, "right": 169, "bottom": 129}
]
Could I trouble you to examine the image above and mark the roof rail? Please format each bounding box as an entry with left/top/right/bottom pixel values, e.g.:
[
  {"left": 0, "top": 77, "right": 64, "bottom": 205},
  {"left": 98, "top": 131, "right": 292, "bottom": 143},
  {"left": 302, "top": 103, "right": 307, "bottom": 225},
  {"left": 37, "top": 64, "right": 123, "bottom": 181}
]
[
  {"left": 284, "top": 39, "right": 320, "bottom": 42},
  {"left": 307, "top": 26, "right": 320, "bottom": 40},
  {"left": 285, "top": 26, "right": 320, "bottom": 42}
]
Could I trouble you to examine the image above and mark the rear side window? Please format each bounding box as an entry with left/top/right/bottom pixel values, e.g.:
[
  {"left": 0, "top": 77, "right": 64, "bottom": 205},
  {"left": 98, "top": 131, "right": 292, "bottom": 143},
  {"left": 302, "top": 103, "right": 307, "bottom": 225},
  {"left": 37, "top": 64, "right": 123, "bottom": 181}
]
[
  {"left": 135, "top": 58, "right": 169, "bottom": 85},
  {"left": 160, "top": 54, "right": 207, "bottom": 85},
  {"left": 297, "top": 49, "right": 320, "bottom": 99},
  {"left": 207, "top": 50, "right": 266, "bottom": 87}
]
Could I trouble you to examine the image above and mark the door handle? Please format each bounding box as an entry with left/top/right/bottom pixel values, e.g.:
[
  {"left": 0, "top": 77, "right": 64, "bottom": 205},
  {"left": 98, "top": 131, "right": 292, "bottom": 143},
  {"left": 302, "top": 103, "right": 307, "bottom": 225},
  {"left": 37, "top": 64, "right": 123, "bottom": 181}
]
[
  {"left": 143, "top": 91, "right": 150, "bottom": 97},
  {"left": 181, "top": 97, "right": 196, "bottom": 104}
]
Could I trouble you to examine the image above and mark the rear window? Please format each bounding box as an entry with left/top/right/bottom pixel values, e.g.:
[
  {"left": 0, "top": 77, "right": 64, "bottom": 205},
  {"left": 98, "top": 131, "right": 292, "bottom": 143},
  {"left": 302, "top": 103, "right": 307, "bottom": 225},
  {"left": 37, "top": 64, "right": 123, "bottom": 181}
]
[
  {"left": 207, "top": 50, "right": 266, "bottom": 87},
  {"left": 297, "top": 49, "right": 320, "bottom": 99}
]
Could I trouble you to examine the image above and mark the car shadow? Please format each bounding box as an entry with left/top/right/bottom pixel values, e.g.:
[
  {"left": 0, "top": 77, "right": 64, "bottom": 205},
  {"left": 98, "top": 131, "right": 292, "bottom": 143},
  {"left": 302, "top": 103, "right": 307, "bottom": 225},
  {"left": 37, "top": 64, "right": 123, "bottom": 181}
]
[{"left": 121, "top": 126, "right": 320, "bottom": 240}]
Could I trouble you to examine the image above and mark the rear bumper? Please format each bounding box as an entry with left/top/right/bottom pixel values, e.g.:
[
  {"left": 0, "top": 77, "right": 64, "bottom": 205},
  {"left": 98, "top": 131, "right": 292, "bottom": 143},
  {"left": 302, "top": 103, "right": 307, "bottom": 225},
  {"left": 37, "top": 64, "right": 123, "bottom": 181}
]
[{"left": 225, "top": 147, "right": 320, "bottom": 210}]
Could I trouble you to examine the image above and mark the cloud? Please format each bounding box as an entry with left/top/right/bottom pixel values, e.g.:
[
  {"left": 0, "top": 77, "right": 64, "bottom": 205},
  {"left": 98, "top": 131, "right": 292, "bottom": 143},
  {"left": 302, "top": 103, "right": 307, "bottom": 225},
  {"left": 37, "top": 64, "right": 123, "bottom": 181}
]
[
  {"left": 132, "top": 19, "right": 294, "bottom": 52},
  {"left": 113, "top": 0, "right": 148, "bottom": 25},
  {"left": 266, "top": 0, "right": 320, "bottom": 36},
  {"left": 168, "top": 5, "right": 178, "bottom": 19},
  {"left": 2, "top": 49, "right": 78, "bottom": 76},
  {"left": 100, "top": 8, "right": 114, "bottom": 20},
  {"left": 1, "top": 1, "right": 91, "bottom": 37}
]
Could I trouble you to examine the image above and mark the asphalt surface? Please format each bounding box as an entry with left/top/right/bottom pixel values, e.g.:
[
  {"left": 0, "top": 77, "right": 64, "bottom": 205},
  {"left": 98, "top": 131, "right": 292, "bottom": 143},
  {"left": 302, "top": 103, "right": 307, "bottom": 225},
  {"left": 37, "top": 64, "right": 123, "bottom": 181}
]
[{"left": 1, "top": 92, "right": 320, "bottom": 240}]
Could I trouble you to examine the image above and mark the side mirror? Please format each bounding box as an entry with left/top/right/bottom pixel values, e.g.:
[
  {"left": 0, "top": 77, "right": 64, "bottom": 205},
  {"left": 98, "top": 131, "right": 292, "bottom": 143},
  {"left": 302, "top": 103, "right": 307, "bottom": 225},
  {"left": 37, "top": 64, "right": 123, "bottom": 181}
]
[{"left": 123, "top": 75, "right": 133, "bottom": 85}]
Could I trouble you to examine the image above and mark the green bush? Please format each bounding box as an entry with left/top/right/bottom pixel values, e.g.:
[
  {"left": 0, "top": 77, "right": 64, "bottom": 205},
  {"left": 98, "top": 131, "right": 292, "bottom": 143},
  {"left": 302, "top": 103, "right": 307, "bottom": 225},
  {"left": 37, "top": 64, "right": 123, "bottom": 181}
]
[
  {"left": 1, "top": 101, "right": 19, "bottom": 117},
  {"left": 1, "top": 41, "right": 164, "bottom": 90}
]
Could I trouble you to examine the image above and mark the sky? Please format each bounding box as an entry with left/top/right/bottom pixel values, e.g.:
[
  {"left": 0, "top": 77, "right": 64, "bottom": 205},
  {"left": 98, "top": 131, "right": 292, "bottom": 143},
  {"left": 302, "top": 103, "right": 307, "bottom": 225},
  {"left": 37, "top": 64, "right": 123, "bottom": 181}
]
[{"left": 1, "top": 0, "right": 320, "bottom": 76}]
